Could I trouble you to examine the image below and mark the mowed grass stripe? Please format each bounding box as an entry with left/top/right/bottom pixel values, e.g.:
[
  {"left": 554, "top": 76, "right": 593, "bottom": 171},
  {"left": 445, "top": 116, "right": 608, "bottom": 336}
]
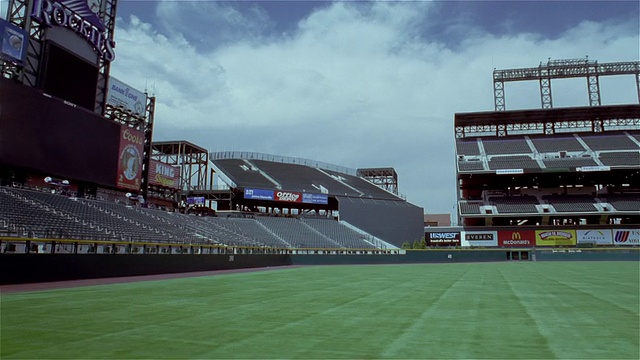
[
  {"left": 1, "top": 262, "right": 638, "bottom": 359},
  {"left": 502, "top": 262, "right": 640, "bottom": 359}
]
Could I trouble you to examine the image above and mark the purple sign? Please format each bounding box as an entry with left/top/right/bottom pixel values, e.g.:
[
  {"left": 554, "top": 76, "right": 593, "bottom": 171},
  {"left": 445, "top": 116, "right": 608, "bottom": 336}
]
[
  {"left": 244, "top": 188, "right": 274, "bottom": 201},
  {"left": 302, "top": 193, "right": 328, "bottom": 205},
  {"left": 31, "top": 0, "right": 116, "bottom": 61}
]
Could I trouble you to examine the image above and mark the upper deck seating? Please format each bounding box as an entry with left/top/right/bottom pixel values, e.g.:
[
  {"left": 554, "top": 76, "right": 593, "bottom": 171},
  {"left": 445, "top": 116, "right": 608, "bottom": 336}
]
[
  {"left": 323, "top": 169, "right": 400, "bottom": 199},
  {"left": 530, "top": 135, "right": 585, "bottom": 152},
  {"left": 482, "top": 138, "right": 531, "bottom": 155},
  {"left": 488, "top": 156, "right": 539, "bottom": 170},
  {"left": 542, "top": 157, "right": 598, "bottom": 169},
  {"left": 251, "top": 160, "right": 356, "bottom": 195},
  {"left": 458, "top": 161, "right": 485, "bottom": 172},
  {"left": 212, "top": 159, "right": 276, "bottom": 188},
  {"left": 598, "top": 151, "right": 640, "bottom": 167},
  {"left": 459, "top": 202, "right": 481, "bottom": 214},
  {"left": 456, "top": 140, "right": 480, "bottom": 156},
  {"left": 580, "top": 134, "right": 639, "bottom": 151}
]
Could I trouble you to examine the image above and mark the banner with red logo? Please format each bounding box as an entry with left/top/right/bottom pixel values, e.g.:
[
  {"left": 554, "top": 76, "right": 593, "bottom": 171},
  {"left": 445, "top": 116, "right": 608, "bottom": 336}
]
[
  {"left": 498, "top": 230, "right": 535, "bottom": 247},
  {"left": 116, "top": 126, "right": 144, "bottom": 190},
  {"left": 148, "top": 159, "right": 179, "bottom": 189},
  {"left": 612, "top": 229, "right": 640, "bottom": 245},
  {"left": 275, "top": 191, "right": 302, "bottom": 203}
]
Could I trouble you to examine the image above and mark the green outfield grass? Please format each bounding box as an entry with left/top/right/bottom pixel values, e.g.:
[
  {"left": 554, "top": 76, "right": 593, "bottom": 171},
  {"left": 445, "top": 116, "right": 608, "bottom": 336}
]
[{"left": 1, "top": 262, "right": 639, "bottom": 359}]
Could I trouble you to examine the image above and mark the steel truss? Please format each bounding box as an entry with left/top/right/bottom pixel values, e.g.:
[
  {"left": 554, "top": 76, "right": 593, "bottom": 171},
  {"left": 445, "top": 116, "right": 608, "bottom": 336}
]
[
  {"left": 151, "top": 141, "right": 212, "bottom": 195},
  {"left": 493, "top": 58, "right": 640, "bottom": 111},
  {"left": 357, "top": 168, "right": 398, "bottom": 195},
  {"left": 455, "top": 105, "right": 640, "bottom": 138}
]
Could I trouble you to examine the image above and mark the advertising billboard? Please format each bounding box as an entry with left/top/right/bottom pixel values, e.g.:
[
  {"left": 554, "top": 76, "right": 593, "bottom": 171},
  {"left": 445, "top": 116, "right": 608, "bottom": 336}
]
[
  {"left": 148, "top": 160, "right": 179, "bottom": 189},
  {"left": 115, "top": 126, "right": 144, "bottom": 191},
  {"left": 0, "top": 19, "right": 28, "bottom": 65},
  {"left": 275, "top": 190, "right": 302, "bottom": 203},
  {"left": 577, "top": 229, "right": 613, "bottom": 245},
  {"left": 426, "top": 232, "right": 461, "bottom": 246},
  {"left": 612, "top": 229, "right": 640, "bottom": 246},
  {"left": 244, "top": 188, "right": 274, "bottom": 201},
  {"left": 498, "top": 230, "right": 535, "bottom": 247},
  {"left": 107, "top": 77, "right": 147, "bottom": 117},
  {"left": 302, "top": 193, "right": 329, "bottom": 205},
  {"left": 462, "top": 231, "right": 498, "bottom": 247},
  {"left": 187, "top": 197, "right": 205, "bottom": 205},
  {"left": 535, "top": 230, "right": 577, "bottom": 246}
]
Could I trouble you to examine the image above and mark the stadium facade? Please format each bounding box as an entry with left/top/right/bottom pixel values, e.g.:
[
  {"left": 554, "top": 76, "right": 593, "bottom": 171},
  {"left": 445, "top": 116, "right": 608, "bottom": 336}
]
[{"left": 445, "top": 58, "right": 640, "bottom": 248}]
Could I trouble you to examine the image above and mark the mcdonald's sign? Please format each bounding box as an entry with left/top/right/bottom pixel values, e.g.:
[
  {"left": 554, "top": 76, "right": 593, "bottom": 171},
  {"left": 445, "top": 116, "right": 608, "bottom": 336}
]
[{"left": 498, "top": 230, "right": 535, "bottom": 247}]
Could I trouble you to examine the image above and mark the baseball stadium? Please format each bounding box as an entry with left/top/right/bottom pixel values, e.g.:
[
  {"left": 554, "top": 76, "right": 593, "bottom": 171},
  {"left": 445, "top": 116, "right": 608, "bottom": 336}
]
[{"left": 0, "top": 1, "right": 639, "bottom": 359}]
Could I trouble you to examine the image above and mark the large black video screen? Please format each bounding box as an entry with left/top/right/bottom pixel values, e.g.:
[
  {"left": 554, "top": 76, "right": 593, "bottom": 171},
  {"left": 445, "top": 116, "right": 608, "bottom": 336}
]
[
  {"left": 40, "top": 41, "right": 98, "bottom": 111},
  {"left": 0, "top": 77, "right": 119, "bottom": 187}
]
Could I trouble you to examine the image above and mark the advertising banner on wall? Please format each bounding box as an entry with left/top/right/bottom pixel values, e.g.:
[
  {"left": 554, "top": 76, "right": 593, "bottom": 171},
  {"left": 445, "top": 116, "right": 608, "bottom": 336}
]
[
  {"left": 535, "top": 230, "right": 577, "bottom": 246},
  {"left": 244, "top": 188, "right": 274, "bottom": 201},
  {"left": 577, "top": 229, "right": 613, "bottom": 245},
  {"left": 148, "top": 159, "right": 179, "bottom": 189},
  {"left": 426, "top": 232, "right": 461, "bottom": 246},
  {"left": 107, "top": 77, "right": 147, "bottom": 117},
  {"left": 187, "top": 197, "right": 205, "bottom": 205},
  {"left": 302, "top": 193, "right": 328, "bottom": 205},
  {"left": 462, "top": 231, "right": 498, "bottom": 247},
  {"left": 612, "top": 229, "right": 640, "bottom": 245},
  {"left": 0, "top": 18, "right": 28, "bottom": 65},
  {"left": 275, "top": 190, "right": 302, "bottom": 203},
  {"left": 115, "top": 126, "right": 144, "bottom": 190},
  {"left": 498, "top": 230, "right": 535, "bottom": 247}
]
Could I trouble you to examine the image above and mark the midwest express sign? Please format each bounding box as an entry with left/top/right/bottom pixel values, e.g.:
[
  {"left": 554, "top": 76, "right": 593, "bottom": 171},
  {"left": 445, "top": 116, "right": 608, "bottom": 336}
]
[{"left": 32, "top": 0, "right": 116, "bottom": 61}]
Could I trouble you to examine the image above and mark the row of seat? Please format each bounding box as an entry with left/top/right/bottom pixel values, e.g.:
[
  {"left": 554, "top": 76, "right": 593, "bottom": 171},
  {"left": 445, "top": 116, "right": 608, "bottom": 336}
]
[
  {"left": 459, "top": 194, "right": 640, "bottom": 214},
  {"left": 0, "top": 187, "right": 379, "bottom": 249},
  {"left": 459, "top": 152, "right": 638, "bottom": 171},
  {"left": 457, "top": 132, "right": 640, "bottom": 156}
]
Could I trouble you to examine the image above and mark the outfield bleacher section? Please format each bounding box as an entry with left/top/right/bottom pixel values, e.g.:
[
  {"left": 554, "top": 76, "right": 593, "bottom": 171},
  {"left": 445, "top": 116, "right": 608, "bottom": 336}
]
[
  {"left": 0, "top": 187, "right": 386, "bottom": 249},
  {"left": 212, "top": 157, "right": 400, "bottom": 200}
]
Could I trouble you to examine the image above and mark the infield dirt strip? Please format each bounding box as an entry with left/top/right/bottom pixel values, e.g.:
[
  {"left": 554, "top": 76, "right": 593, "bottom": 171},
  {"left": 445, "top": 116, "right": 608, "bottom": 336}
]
[{"left": 0, "top": 266, "right": 300, "bottom": 294}]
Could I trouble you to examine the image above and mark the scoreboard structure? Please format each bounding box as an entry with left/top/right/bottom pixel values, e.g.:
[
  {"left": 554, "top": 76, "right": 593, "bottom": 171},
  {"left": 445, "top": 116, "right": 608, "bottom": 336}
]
[{"left": 1, "top": 0, "right": 156, "bottom": 200}]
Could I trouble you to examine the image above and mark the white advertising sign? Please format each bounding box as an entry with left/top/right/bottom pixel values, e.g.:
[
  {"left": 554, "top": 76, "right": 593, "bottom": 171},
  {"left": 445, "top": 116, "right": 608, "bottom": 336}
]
[
  {"left": 462, "top": 231, "right": 498, "bottom": 247},
  {"left": 107, "top": 77, "right": 146, "bottom": 116},
  {"left": 612, "top": 229, "right": 640, "bottom": 245},
  {"left": 577, "top": 229, "right": 613, "bottom": 245}
]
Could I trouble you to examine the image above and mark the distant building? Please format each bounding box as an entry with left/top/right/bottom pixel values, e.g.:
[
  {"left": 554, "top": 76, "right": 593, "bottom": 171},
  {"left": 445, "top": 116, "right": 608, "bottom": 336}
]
[{"left": 424, "top": 214, "right": 451, "bottom": 227}]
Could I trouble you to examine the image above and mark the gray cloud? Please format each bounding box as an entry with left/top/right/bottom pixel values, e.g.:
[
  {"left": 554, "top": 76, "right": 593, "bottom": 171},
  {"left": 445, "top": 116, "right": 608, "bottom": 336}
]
[{"left": 111, "top": 2, "right": 639, "bottom": 215}]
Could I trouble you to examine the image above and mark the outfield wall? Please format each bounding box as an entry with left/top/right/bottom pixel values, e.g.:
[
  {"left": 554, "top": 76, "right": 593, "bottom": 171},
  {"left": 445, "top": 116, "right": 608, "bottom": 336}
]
[
  {"left": 534, "top": 248, "right": 640, "bottom": 261},
  {"left": 291, "top": 250, "right": 512, "bottom": 265},
  {"left": 0, "top": 254, "right": 291, "bottom": 285}
]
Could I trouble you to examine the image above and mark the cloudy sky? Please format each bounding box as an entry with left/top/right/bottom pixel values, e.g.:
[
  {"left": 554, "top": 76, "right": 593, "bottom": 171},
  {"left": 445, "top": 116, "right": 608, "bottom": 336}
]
[{"left": 4, "top": 1, "right": 637, "bottom": 215}]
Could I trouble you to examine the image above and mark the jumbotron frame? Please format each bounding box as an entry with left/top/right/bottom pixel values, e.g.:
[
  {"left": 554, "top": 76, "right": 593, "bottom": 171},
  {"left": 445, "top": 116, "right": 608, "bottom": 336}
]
[{"left": 493, "top": 57, "right": 640, "bottom": 111}]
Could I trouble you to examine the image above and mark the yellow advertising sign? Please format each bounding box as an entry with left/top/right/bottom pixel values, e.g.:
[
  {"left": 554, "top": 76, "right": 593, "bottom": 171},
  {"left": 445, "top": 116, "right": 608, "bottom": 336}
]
[{"left": 535, "top": 230, "right": 577, "bottom": 246}]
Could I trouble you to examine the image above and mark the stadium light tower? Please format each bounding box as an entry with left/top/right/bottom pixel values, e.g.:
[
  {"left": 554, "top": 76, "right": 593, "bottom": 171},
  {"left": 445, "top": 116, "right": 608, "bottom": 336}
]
[{"left": 493, "top": 57, "right": 640, "bottom": 111}]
